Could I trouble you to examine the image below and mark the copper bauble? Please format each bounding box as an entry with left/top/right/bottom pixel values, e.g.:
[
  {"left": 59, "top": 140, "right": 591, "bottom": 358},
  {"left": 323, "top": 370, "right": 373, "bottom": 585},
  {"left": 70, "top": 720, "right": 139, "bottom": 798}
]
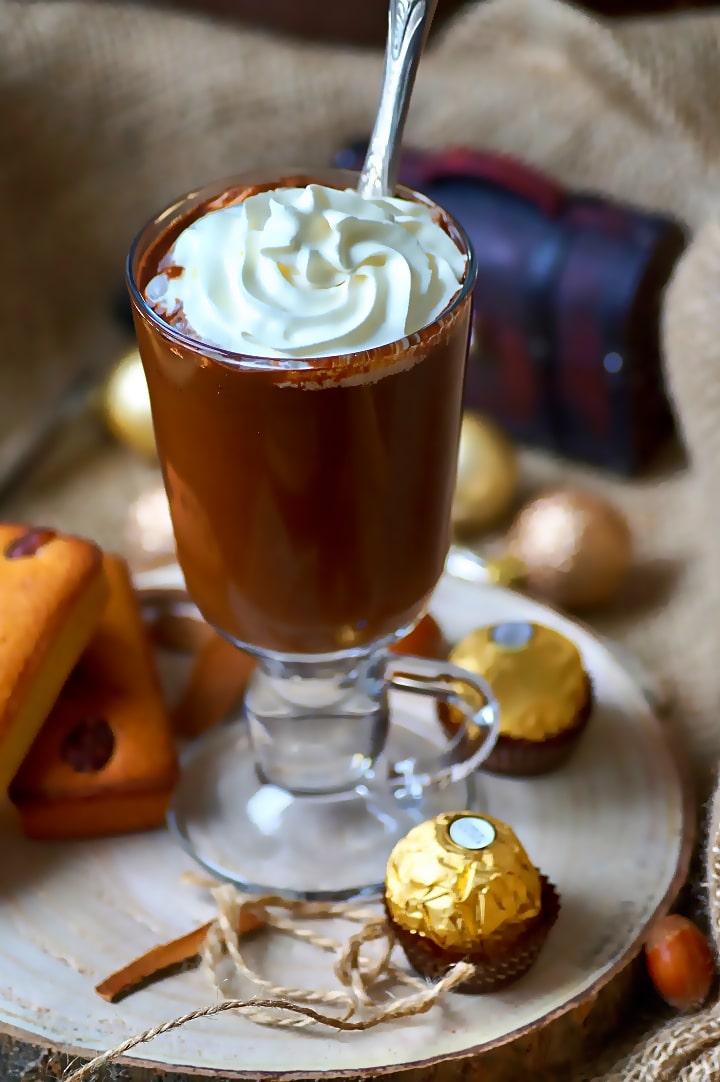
[
  {"left": 100, "top": 348, "right": 157, "bottom": 460},
  {"left": 452, "top": 413, "right": 518, "bottom": 534},
  {"left": 506, "top": 490, "right": 632, "bottom": 611}
]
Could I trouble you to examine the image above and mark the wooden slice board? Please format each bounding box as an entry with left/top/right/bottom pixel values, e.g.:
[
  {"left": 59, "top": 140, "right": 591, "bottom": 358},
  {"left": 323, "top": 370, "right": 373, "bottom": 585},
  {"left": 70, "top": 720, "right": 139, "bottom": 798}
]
[{"left": 0, "top": 573, "right": 694, "bottom": 1081}]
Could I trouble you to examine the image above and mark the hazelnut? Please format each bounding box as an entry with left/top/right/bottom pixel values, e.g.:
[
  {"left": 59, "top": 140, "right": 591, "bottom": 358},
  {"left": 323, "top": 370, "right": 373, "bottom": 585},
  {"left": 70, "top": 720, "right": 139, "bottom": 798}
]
[{"left": 645, "top": 914, "right": 715, "bottom": 1011}]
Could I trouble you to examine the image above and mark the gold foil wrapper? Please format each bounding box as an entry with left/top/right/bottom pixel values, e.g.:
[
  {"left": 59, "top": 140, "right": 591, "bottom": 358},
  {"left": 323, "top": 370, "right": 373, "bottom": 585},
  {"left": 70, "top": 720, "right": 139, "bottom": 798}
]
[
  {"left": 385, "top": 813, "right": 542, "bottom": 950},
  {"left": 450, "top": 622, "right": 587, "bottom": 741}
]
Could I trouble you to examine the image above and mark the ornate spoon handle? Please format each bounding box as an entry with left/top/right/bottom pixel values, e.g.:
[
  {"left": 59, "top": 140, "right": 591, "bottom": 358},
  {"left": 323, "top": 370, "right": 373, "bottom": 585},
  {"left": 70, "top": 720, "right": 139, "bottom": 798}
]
[{"left": 357, "top": 0, "right": 438, "bottom": 199}]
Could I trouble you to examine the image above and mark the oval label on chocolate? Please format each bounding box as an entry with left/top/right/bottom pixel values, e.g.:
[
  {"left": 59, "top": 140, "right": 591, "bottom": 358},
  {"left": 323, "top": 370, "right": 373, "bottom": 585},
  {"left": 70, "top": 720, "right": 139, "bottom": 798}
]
[
  {"left": 448, "top": 815, "right": 496, "bottom": 851},
  {"left": 491, "top": 622, "right": 534, "bottom": 650}
]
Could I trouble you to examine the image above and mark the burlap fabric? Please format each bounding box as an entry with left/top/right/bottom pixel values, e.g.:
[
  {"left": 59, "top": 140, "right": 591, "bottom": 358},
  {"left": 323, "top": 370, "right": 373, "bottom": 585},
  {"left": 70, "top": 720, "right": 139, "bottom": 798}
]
[{"left": 3, "top": 0, "right": 720, "bottom": 1076}]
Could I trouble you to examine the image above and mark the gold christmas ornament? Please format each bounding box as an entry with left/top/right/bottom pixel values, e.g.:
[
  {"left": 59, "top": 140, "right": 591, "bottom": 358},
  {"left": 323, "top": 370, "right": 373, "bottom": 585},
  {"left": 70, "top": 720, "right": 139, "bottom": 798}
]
[
  {"left": 452, "top": 413, "right": 518, "bottom": 534},
  {"left": 504, "top": 490, "right": 632, "bottom": 611},
  {"left": 100, "top": 347, "right": 157, "bottom": 460}
]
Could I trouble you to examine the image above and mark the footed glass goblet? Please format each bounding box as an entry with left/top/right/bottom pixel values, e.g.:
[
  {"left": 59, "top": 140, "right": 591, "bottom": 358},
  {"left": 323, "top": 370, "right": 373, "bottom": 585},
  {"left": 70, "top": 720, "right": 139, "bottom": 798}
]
[{"left": 128, "top": 169, "right": 499, "bottom": 899}]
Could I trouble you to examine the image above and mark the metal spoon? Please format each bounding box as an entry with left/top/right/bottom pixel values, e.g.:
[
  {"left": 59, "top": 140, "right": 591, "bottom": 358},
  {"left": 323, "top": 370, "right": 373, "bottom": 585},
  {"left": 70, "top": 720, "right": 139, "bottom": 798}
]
[{"left": 358, "top": 0, "right": 438, "bottom": 199}]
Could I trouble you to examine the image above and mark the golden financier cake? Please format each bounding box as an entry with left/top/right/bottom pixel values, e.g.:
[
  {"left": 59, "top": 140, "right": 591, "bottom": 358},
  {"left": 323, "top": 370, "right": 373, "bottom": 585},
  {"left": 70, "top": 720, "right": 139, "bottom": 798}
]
[
  {"left": 0, "top": 525, "right": 107, "bottom": 792},
  {"left": 385, "top": 812, "right": 560, "bottom": 993},
  {"left": 10, "top": 553, "right": 178, "bottom": 838},
  {"left": 440, "top": 621, "right": 592, "bottom": 776}
]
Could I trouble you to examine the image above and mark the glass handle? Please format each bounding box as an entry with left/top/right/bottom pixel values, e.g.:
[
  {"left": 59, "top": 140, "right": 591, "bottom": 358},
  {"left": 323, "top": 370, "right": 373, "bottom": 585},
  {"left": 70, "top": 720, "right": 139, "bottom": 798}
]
[{"left": 382, "top": 654, "right": 500, "bottom": 793}]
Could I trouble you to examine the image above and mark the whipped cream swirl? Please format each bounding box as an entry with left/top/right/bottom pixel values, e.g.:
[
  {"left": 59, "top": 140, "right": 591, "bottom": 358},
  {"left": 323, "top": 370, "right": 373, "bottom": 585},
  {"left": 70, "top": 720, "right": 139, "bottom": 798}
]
[{"left": 145, "top": 183, "right": 467, "bottom": 358}]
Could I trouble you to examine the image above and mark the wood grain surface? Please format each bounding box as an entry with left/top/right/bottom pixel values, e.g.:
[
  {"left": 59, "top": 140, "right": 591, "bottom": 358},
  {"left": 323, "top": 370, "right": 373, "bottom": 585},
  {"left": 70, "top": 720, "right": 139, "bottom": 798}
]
[{"left": 0, "top": 575, "right": 693, "bottom": 1081}]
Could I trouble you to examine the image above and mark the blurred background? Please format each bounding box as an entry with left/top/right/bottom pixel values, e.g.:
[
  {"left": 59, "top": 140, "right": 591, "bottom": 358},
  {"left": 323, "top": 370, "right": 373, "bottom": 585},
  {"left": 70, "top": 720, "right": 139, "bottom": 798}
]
[{"left": 141, "top": 0, "right": 720, "bottom": 46}]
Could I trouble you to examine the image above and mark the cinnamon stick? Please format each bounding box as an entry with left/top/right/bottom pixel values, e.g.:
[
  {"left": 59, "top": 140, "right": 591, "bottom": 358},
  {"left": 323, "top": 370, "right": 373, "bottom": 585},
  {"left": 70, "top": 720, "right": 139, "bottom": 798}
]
[
  {"left": 96, "top": 909, "right": 263, "bottom": 1002},
  {"left": 146, "top": 610, "right": 217, "bottom": 654},
  {"left": 172, "top": 632, "right": 256, "bottom": 739}
]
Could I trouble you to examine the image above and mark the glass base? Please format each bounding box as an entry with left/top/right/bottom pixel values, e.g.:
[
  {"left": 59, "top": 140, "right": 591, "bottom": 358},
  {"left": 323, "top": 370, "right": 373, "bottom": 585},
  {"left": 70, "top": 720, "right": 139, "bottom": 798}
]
[{"left": 168, "top": 707, "right": 483, "bottom": 900}]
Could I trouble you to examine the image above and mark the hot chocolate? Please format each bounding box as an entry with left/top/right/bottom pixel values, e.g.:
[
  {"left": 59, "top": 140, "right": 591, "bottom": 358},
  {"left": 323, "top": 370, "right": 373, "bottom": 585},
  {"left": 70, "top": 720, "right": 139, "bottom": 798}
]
[{"left": 129, "top": 170, "right": 475, "bottom": 655}]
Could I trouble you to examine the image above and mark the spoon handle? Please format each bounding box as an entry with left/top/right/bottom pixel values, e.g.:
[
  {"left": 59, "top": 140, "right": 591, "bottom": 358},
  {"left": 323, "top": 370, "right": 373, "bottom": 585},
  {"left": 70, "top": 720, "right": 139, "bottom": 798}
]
[{"left": 358, "top": 0, "right": 438, "bottom": 200}]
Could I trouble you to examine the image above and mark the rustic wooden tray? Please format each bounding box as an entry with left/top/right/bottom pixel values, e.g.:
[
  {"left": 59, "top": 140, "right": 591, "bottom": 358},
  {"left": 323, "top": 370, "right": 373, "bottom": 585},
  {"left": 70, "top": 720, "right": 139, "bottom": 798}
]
[{"left": 0, "top": 574, "right": 694, "bottom": 1081}]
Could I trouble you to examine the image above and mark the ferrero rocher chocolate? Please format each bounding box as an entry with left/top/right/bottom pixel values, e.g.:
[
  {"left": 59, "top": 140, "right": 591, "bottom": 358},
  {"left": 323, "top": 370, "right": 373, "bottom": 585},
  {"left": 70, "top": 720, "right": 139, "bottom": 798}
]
[
  {"left": 438, "top": 621, "right": 592, "bottom": 776},
  {"left": 450, "top": 622, "right": 587, "bottom": 742},
  {"left": 385, "top": 813, "right": 542, "bottom": 950},
  {"left": 386, "top": 813, "right": 561, "bottom": 993}
]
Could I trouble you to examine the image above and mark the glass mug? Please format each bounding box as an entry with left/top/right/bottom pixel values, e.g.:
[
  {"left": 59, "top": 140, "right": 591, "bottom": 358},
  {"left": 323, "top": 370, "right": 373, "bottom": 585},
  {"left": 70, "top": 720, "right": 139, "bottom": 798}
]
[{"left": 128, "top": 169, "right": 499, "bottom": 898}]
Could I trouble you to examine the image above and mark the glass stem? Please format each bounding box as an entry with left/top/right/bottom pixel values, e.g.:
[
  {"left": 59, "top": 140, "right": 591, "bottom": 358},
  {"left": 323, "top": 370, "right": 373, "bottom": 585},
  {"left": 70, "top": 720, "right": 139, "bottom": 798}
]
[{"left": 244, "top": 655, "right": 390, "bottom": 796}]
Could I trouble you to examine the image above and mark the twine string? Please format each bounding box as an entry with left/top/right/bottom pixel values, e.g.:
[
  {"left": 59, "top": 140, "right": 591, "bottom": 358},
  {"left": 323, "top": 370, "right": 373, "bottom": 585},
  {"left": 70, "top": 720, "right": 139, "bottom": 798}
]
[
  {"left": 60, "top": 817, "right": 720, "bottom": 1081},
  {"left": 206, "top": 888, "right": 356, "bottom": 1026},
  {"left": 63, "top": 886, "right": 474, "bottom": 1082},
  {"left": 66, "top": 811, "right": 720, "bottom": 1082}
]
